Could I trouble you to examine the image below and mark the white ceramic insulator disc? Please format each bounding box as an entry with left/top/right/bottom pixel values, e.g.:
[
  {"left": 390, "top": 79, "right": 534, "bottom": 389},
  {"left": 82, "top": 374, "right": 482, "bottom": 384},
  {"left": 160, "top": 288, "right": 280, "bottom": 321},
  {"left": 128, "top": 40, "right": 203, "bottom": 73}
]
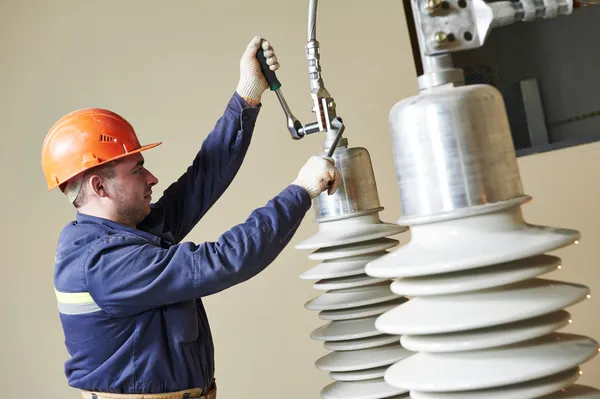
[
  {"left": 376, "top": 279, "right": 589, "bottom": 335},
  {"left": 301, "top": 254, "right": 386, "bottom": 280},
  {"left": 296, "top": 219, "right": 407, "bottom": 250},
  {"left": 306, "top": 284, "right": 398, "bottom": 311},
  {"left": 325, "top": 334, "right": 401, "bottom": 351},
  {"left": 322, "top": 379, "right": 409, "bottom": 399},
  {"left": 400, "top": 310, "right": 571, "bottom": 353},
  {"left": 330, "top": 366, "right": 388, "bottom": 381},
  {"left": 383, "top": 333, "right": 598, "bottom": 392},
  {"left": 391, "top": 254, "right": 560, "bottom": 296},
  {"left": 316, "top": 344, "right": 413, "bottom": 372},
  {"left": 396, "top": 196, "right": 530, "bottom": 226},
  {"left": 410, "top": 367, "right": 580, "bottom": 398},
  {"left": 309, "top": 238, "right": 399, "bottom": 261},
  {"left": 538, "top": 385, "right": 600, "bottom": 398},
  {"left": 319, "top": 298, "right": 407, "bottom": 321},
  {"left": 311, "top": 316, "right": 380, "bottom": 341},
  {"left": 314, "top": 274, "right": 390, "bottom": 291},
  {"left": 365, "top": 215, "right": 578, "bottom": 279}
]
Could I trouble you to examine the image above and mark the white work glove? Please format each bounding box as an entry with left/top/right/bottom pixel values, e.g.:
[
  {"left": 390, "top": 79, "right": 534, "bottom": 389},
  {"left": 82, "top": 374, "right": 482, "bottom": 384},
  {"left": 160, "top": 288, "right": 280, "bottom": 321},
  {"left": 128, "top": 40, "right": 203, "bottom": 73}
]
[
  {"left": 236, "top": 36, "right": 280, "bottom": 105},
  {"left": 293, "top": 156, "right": 341, "bottom": 199}
]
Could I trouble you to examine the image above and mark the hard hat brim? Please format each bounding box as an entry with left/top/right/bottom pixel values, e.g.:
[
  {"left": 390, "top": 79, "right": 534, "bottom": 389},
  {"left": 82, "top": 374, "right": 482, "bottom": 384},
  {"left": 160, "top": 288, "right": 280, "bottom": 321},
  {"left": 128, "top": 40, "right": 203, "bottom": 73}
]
[{"left": 46, "top": 141, "right": 162, "bottom": 192}]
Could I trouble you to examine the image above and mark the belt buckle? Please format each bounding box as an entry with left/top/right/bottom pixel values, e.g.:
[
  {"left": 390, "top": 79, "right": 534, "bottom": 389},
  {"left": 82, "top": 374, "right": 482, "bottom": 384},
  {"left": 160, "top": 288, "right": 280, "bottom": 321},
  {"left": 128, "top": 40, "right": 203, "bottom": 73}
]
[{"left": 181, "top": 393, "right": 203, "bottom": 399}]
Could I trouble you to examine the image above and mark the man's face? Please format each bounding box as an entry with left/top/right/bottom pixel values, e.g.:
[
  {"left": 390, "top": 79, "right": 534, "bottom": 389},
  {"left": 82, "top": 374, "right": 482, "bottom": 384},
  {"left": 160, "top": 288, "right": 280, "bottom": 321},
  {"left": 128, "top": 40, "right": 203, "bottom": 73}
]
[{"left": 107, "top": 153, "right": 158, "bottom": 226}]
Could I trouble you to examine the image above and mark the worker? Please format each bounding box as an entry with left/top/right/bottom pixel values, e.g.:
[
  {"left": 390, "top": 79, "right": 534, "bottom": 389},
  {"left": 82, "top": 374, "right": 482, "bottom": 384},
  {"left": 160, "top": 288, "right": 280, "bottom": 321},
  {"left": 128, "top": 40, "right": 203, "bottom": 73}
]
[{"left": 41, "top": 36, "right": 341, "bottom": 399}]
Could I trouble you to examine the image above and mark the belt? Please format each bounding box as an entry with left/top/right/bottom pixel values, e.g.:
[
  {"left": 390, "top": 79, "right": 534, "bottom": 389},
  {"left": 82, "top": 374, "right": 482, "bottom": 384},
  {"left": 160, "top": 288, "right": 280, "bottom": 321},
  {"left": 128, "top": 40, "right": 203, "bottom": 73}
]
[{"left": 80, "top": 384, "right": 216, "bottom": 399}]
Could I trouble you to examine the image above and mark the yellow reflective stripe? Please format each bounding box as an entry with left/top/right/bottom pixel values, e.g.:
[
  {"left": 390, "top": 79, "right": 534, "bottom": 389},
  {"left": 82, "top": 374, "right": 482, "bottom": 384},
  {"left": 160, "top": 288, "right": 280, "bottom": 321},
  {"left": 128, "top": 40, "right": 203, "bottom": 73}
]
[
  {"left": 54, "top": 289, "right": 95, "bottom": 304},
  {"left": 54, "top": 289, "right": 102, "bottom": 315}
]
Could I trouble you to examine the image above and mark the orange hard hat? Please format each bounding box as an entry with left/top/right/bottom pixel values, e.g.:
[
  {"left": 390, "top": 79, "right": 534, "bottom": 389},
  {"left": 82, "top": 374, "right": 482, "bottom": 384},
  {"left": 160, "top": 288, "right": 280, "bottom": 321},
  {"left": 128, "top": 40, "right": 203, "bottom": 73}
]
[{"left": 41, "top": 108, "right": 161, "bottom": 191}]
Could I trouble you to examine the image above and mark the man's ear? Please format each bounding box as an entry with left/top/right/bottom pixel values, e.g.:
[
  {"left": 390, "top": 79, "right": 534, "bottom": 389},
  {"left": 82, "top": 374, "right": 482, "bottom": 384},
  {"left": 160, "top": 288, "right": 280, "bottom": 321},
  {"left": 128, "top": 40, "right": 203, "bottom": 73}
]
[{"left": 89, "top": 175, "right": 109, "bottom": 198}]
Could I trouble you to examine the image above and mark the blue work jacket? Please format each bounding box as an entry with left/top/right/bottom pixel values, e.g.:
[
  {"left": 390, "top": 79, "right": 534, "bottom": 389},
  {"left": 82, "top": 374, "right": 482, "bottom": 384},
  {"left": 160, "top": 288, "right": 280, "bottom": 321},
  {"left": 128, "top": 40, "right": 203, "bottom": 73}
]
[{"left": 52, "top": 92, "right": 312, "bottom": 394}]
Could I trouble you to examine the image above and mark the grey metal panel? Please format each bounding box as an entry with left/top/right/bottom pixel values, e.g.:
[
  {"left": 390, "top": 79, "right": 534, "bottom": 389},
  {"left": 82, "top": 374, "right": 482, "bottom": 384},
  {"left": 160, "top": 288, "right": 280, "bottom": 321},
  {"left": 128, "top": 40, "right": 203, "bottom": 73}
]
[
  {"left": 521, "top": 78, "right": 550, "bottom": 148},
  {"left": 448, "top": 6, "right": 600, "bottom": 155}
]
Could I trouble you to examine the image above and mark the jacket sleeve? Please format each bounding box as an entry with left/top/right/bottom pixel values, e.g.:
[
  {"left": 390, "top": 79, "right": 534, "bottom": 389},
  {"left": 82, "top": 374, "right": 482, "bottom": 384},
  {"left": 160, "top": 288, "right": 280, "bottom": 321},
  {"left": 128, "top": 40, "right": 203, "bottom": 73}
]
[
  {"left": 84, "top": 185, "right": 311, "bottom": 317},
  {"left": 154, "top": 92, "right": 260, "bottom": 243}
]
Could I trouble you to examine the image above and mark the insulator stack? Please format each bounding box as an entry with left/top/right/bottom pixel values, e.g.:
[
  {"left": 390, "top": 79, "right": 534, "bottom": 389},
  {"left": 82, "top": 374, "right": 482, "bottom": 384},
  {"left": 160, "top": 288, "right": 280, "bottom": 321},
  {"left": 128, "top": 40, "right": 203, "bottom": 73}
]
[
  {"left": 364, "top": 83, "right": 600, "bottom": 398},
  {"left": 295, "top": 146, "right": 412, "bottom": 399}
]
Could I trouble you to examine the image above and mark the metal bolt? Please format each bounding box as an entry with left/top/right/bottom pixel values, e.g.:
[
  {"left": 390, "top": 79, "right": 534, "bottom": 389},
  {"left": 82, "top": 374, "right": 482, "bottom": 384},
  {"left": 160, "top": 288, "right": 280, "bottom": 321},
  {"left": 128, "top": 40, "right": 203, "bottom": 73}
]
[
  {"left": 426, "top": 0, "right": 442, "bottom": 9},
  {"left": 434, "top": 32, "right": 447, "bottom": 44}
]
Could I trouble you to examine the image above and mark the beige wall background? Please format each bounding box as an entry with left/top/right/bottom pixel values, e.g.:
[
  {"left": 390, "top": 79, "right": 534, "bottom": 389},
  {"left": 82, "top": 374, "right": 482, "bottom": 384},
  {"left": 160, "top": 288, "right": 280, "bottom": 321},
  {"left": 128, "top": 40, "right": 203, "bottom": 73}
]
[{"left": 1, "top": 0, "right": 598, "bottom": 398}]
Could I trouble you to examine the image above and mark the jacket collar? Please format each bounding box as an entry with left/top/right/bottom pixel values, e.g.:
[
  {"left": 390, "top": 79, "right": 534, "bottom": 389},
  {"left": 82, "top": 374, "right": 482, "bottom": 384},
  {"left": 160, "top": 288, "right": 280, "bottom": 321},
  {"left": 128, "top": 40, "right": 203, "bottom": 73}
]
[{"left": 75, "top": 206, "right": 171, "bottom": 246}]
